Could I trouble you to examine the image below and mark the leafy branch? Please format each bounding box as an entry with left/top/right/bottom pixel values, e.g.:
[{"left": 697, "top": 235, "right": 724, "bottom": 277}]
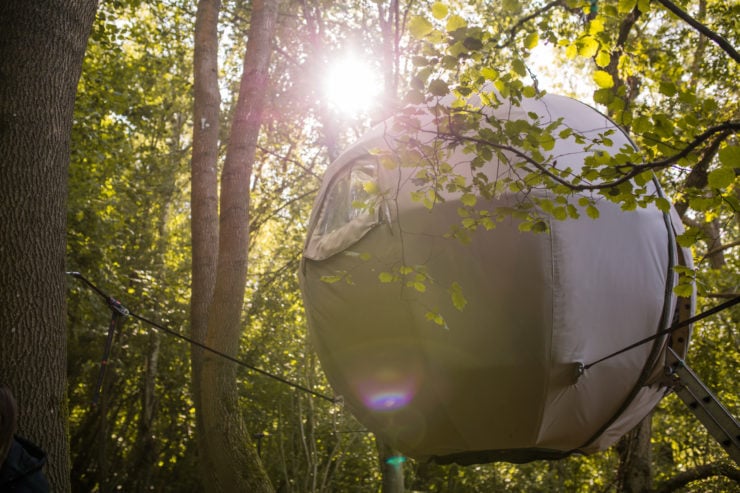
[
  {"left": 655, "top": 0, "right": 740, "bottom": 64},
  {"left": 493, "top": 0, "right": 565, "bottom": 50},
  {"left": 435, "top": 120, "right": 739, "bottom": 193},
  {"left": 652, "top": 461, "right": 740, "bottom": 493}
]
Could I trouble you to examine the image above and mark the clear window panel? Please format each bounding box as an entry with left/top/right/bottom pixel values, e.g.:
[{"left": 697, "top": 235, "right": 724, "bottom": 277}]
[{"left": 316, "top": 157, "right": 378, "bottom": 237}]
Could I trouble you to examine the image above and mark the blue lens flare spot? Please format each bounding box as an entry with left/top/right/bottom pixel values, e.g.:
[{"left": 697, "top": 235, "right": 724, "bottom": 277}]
[{"left": 385, "top": 455, "right": 406, "bottom": 466}]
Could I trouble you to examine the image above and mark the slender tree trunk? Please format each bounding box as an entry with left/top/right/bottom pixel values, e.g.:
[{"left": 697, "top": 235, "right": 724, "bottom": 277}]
[
  {"left": 190, "top": 0, "right": 221, "bottom": 485},
  {"left": 376, "top": 437, "right": 405, "bottom": 493},
  {"left": 616, "top": 417, "right": 653, "bottom": 493},
  {"left": 131, "top": 332, "right": 160, "bottom": 493},
  {"left": 0, "top": 2, "right": 98, "bottom": 491},
  {"left": 191, "top": 0, "right": 278, "bottom": 491}
]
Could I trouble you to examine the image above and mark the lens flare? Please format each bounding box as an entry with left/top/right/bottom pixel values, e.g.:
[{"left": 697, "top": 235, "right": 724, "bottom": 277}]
[
  {"left": 366, "top": 390, "right": 413, "bottom": 411},
  {"left": 356, "top": 369, "right": 418, "bottom": 411},
  {"left": 385, "top": 455, "right": 407, "bottom": 466}
]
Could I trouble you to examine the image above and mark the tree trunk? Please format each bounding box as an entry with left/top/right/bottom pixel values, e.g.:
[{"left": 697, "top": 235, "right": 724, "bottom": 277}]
[
  {"left": 616, "top": 417, "right": 653, "bottom": 493},
  {"left": 376, "top": 437, "right": 405, "bottom": 493},
  {"left": 191, "top": 0, "right": 222, "bottom": 486},
  {"left": 0, "top": 1, "right": 97, "bottom": 491},
  {"left": 190, "top": 0, "right": 278, "bottom": 491}
]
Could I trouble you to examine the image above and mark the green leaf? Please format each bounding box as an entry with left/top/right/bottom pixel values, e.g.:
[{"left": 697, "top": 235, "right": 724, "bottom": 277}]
[
  {"left": 446, "top": 14, "right": 467, "bottom": 32},
  {"left": 565, "top": 43, "right": 577, "bottom": 60},
  {"left": 718, "top": 145, "right": 739, "bottom": 168},
  {"left": 539, "top": 133, "right": 555, "bottom": 151},
  {"left": 707, "top": 167, "right": 735, "bottom": 189},
  {"left": 512, "top": 59, "right": 527, "bottom": 77},
  {"left": 502, "top": 0, "right": 520, "bottom": 11},
  {"left": 429, "top": 78, "right": 449, "bottom": 96},
  {"left": 378, "top": 272, "right": 395, "bottom": 283},
  {"left": 655, "top": 197, "right": 671, "bottom": 213},
  {"left": 321, "top": 275, "right": 342, "bottom": 284},
  {"left": 593, "top": 88, "right": 613, "bottom": 104},
  {"left": 431, "top": 2, "right": 448, "bottom": 19},
  {"left": 461, "top": 193, "right": 477, "bottom": 207},
  {"left": 409, "top": 16, "right": 434, "bottom": 38},
  {"left": 412, "top": 281, "right": 426, "bottom": 292},
  {"left": 618, "top": 0, "right": 637, "bottom": 13},
  {"left": 632, "top": 116, "right": 650, "bottom": 134},
  {"left": 673, "top": 282, "right": 694, "bottom": 298},
  {"left": 363, "top": 181, "right": 378, "bottom": 194},
  {"left": 552, "top": 206, "right": 568, "bottom": 220},
  {"left": 481, "top": 67, "right": 498, "bottom": 80},
  {"left": 578, "top": 36, "right": 599, "bottom": 58},
  {"left": 595, "top": 50, "right": 610, "bottom": 68},
  {"left": 449, "top": 281, "right": 467, "bottom": 311},
  {"left": 676, "top": 232, "right": 697, "bottom": 248},
  {"left": 593, "top": 71, "right": 614, "bottom": 88},
  {"left": 523, "top": 32, "right": 539, "bottom": 50},
  {"left": 588, "top": 18, "right": 605, "bottom": 35},
  {"left": 532, "top": 220, "right": 548, "bottom": 232},
  {"left": 425, "top": 311, "right": 446, "bottom": 326},
  {"left": 462, "top": 217, "right": 476, "bottom": 229},
  {"left": 659, "top": 81, "right": 676, "bottom": 96},
  {"left": 586, "top": 204, "right": 600, "bottom": 219}
]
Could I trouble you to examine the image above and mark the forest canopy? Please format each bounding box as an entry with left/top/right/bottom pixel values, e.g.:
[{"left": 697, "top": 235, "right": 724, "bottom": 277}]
[{"left": 58, "top": 0, "right": 740, "bottom": 491}]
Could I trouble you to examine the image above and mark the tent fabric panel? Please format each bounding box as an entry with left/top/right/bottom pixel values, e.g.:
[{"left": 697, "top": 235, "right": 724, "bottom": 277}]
[
  {"left": 301, "top": 199, "right": 556, "bottom": 457},
  {"left": 580, "top": 385, "right": 666, "bottom": 453},
  {"left": 536, "top": 199, "right": 671, "bottom": 447}
]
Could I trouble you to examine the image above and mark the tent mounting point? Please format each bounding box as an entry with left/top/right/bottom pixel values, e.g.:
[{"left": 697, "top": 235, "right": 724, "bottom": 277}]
[{"left": 573, "top": 362, "right": 585, "bottom": 382}]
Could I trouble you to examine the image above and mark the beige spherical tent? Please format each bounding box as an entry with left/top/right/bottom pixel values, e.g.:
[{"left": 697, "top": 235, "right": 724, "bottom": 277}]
[{"left": 298, "top": 92, "right": 693, "bottom": 464}]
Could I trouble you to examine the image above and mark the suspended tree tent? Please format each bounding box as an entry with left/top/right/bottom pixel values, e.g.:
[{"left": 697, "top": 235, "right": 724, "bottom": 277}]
[{"left": 299, "top": 92, "right": 696, "bottom": 465}]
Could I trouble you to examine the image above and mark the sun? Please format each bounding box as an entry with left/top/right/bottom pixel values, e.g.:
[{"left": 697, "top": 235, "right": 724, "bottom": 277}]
[{"left": 322, "top": 56, "right": 383, "bottom": 117}]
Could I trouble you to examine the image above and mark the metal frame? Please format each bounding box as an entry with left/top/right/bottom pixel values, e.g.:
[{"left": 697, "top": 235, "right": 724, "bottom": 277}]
[{"left": 665, "top": 347, "right": 740, "bottom": 465}]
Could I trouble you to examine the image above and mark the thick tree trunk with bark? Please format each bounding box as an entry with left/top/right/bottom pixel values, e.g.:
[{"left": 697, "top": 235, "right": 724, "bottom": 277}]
[
  {"left": 0, "top": 1, "right": 97, "bottom": 491},
  {"left": 190, "top": 0, "right": 278, "bottom": 491}
]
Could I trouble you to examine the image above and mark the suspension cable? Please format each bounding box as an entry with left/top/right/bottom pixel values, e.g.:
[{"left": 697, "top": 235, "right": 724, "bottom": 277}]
[
  {"left": 68, "top": 272, "right": 337, "bottom": 404},
  {"left": 583, "top": 295, "right": 740, "bottom": 371}
]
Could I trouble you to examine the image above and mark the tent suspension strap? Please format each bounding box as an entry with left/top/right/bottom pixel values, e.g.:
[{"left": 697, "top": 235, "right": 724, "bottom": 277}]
[
  {"left": 583, "top": 295, "right": 740, "bottom": 371},
  {"left": 68, "top": 272, "right": 337, "bottom": 404}
]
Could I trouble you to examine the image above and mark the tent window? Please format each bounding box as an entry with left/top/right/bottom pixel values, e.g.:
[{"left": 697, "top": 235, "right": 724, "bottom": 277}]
[{"left": 316, "top": 158, "right": 378, "bottom": 237}]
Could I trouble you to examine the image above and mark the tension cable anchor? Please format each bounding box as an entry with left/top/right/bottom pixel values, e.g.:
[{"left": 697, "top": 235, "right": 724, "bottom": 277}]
[
  {"left": 92, "top": 298, "right": 129, "bottom": 407},
  {"left": 68, "top": 272, "right": 130, "bottom": 406}
]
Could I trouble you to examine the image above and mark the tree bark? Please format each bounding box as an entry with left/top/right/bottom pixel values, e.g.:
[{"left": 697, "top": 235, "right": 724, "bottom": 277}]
[
  {"left": 190, "top": 0, "right": 222, "bottom": 486},
  {"left": 376, "top": 437, "right": 405, "bottom": 493},
  {"left": 191, "top": 0, "right": 278, "bottom": 491},
  {"left": 0, "top": 1, "right": 98, "bottom": 491},
  {"left": 616, "top": 417, "right": 653, "bottom": 493}
]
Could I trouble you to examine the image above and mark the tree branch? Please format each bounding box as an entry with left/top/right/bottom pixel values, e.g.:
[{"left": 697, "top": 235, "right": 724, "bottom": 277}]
[
  {"left": 436, "top": 120, "right": 739, "bottom": 193},
  {"left": 494, "top": 0, "right": 564, "bottom": 49},
  {"left": 702, "top": 292, "right": 740, "bottom": 299},
  {"left": 673, "top": 124, "right": 726, "bottom": 217},
  {"left": 652, "top": 462, "right": 740, "bottom": 493},
  {"left": 706, "top": 238, "right": 740, "bottom": 257},
  {"left": 655, "top": 0, "right": 740, "bottom": 64}
]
